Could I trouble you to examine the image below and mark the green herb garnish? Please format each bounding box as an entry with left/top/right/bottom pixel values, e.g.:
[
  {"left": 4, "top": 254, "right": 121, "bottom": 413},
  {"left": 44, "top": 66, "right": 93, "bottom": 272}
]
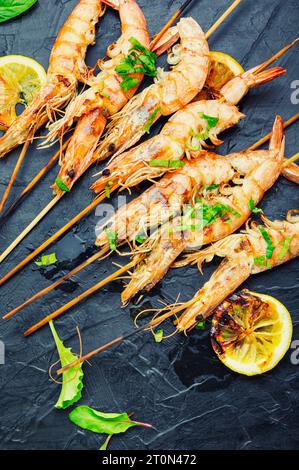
[
  {"left": 248, "top": 199, "right": 263, "bottom": 214},
  {"left": 277, "top": 236, "right": 294, "bottom": 260},
  {"left": 115, "top": 37, "right": 157, "bottom": 92},
  {"left": 254, "top": 256, "right": 272, "bottom": 269},
  {"left": 105, "top": 229, "right": 117, "bottom": 251},
  {"left": 259, "top": 227, "right": 275, "bottom": 259},
  {"left": 206, "top": 184, "right": 219, "bottom": 191},
  {"left": 55, "top": 177, "right": 70, "bottom": 192},
  {"left": 35, "top": 253, "right": 57, "bottom": 267},
  {"left": 104, "top": 181, "right": 113, "bottom": 198},
  {"left": 135, "top": 234, "right": 146, "bottom": 244},
  {"left": 196, "top": 320, "right": 206, "bottom": 330},
  {"left": 154, "top": 329, "right": 163, "bottom": 343},
  {"left": 199, "top": 112, "right": 220, "bottom": 129},
  {"left": 69, "top": 406, "right": 152, "bottom": 438},
  {"left": 49, "top": 321, "right": 84, "bottom": 409},
  {"left": 144, "top": 106, "right": 161, "bottom": 134},
  {"left": 149, "top": 159, "right": 185, "bottom": 168}
]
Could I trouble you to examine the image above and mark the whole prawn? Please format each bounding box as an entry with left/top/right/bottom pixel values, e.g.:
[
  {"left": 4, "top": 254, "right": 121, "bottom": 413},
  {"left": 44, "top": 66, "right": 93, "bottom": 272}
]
[
  {"left": 120, "top": 116, "right": 285, "bottom": 303},
  {"left": 172, "top": 211, "right": 299, "bottom": 332},
  {"left": 91, "top": 64, "right": 285, "bottom": 194},
  {"left": 92, "top": 17, "right": 210, "bottom": 162},
  {"left": 0, "top": 0, "right": 104, "bottom": 158},
  {"left": 43, "top": 0, "right": 150, "bottom": 193}
]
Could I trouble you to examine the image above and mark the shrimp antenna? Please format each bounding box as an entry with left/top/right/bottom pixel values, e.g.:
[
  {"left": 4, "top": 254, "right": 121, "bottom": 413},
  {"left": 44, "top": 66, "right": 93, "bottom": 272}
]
[{"left": 5, "top": 121, "right": 298, "bottom": 332}]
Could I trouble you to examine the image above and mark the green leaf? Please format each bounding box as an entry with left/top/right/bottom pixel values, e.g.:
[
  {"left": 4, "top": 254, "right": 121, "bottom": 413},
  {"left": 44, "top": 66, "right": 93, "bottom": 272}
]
[
  {"left": 135, "top": 234, "right": 146, "bottom": 244},
  {"left": 35, "top": 252, "right": 57, "bottom": 266},
  {"left": 205, "top": 184, "right": 219, "bottom": 191},
  {"left": 49, "top": 321, "right": 84, "bottom": 410},
  {"left": 248, "top": 199, "right": 263, "bottom": 214},
  {"left": 144, "top": 107, "right": 161, "bottom": 134},
  {"left": 69, "top": 406, "right": 143, "bottom": 435},
  {"left": 55, "top": 177, "right": 70, "bottom": 192},
  {"left": 105, "top": 228, "right": 117, "bottom": 251},
  {"left": 259, "top": 227, "right": 275, "bottom": 259},
  {"left": 100, "top": 435, "right": 112, "bottom": 451},
  {"left": 254, "top": 256, "right": 272, "bottom": 269},
  {"left": 104, "top": 181, "right": 113, "bottom": 198},
  {"left": 120, "top": 76, "right": 139, "bottom": 93},
  {"left": 196, "top": 321, "right": 206, "bottom": 330},
  {"left": 0, "top": 0, "right": 37, "bottom": 23},
  {"left": 154, "top": 329, "right": 163, "bottom": 343}
]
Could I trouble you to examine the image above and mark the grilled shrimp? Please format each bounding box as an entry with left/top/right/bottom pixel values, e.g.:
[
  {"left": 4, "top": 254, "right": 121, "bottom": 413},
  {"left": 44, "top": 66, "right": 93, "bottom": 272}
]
[
  {"left": 93, "top": 17, "right": 210, "bottom": 162},
  {"left": 121, "top": 116, "right": 285, "bottom": 304},
  {"left": 175, "top": 212, "right": 299, "bottom": 332},
  {"left": 48, "top": 0, "right": 150, "bottom": 193},
  {"left": 91, "top": 65, "right": 285, "bottom": 194},
  {"left": 0, "top": 0, "right": 104, "bottom": 158}
]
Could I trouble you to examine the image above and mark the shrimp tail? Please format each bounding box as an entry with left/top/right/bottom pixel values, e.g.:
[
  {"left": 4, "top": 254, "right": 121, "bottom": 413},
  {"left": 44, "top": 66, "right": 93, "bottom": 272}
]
[
  {"left": 282, "top": 163, "right": 299, "bottom": 184},
  {"left": 269, "top": 114, "right": 285, "bottom": 154},
  {"left": 246, "top": 66, "right": 287, "bottom": 88},
  {"left": 151, "top": 26, "right": 180, "bottom": 56}
]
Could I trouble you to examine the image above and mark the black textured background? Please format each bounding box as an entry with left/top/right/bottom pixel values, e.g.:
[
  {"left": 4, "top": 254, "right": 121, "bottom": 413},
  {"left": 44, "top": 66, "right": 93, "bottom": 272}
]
[{"left": 0, "top": 0, "right": 299, "bottom": 451}]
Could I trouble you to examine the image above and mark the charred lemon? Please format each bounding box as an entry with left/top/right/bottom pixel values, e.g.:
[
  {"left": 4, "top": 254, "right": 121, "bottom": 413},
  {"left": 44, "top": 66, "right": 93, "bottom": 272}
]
[{"left": 211, "top": 290, "right": 292, "bottom": 376}]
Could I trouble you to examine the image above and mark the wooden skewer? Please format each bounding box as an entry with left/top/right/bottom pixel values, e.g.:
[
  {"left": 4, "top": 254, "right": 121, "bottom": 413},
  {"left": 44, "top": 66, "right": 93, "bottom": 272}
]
[
  {"left": 0, "top": 193, "right": 63, "bottom": 264},
  {"left": 253, "top": 37, "right": 299, "bottom": 75},
  {"left": 0, "top": 0, "right": 243, "bottom": 277},
  {"left": 57, "top": 302, "right": 189, "bottom": 375},
  {"left": 205, "top": 0, "right": 242, "bottom": 39},
  {"left": 249, "top": 112, "right": 299, "bottom": 151},
  {"left": 0, "top": 137, "right": 32, "bottom": 213},
  {"left": 23, "top": 260, "right": 136, "bottom": 337},
  {"left": 3, "top": 247, "right": 109, "bottom": 320},
  {"left": 0, "top": 187, "right": 116, "bottom": 285},
  {"left": 21, "top": 116, "right": 299, "bottom": 336},
  {"left": 0, "top": 138, "right": 71, "bottom": 224},
  {"left": 150, "top": 0, "right": 195, "bottom": 50},
  {"left": 282, "top": 152, "right": 299, "bottom": 168}
]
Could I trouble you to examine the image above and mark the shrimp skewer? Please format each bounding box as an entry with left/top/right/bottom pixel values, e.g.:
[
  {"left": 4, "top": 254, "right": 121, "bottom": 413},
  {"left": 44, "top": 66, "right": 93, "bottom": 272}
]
[
  {"left": 44, "top": 0, "right": 150, "bottom": 194},
  {"left": 121, "top": 116, "right": 285, "bottom": 303},
  {"left": 91, "top": 64, "right": 285, "bottom": 194},
  {"left": 0, "top": 0, "right": 105, "bottom": 212},
  {"left": 56, "top": 211, "right": 299, "bottom": 375},
  {"left": 0, "top": 0, "right": 104, "bottom": 159},
  {"left": 4, "top": 116, "right": 287, "bottom": 326}
]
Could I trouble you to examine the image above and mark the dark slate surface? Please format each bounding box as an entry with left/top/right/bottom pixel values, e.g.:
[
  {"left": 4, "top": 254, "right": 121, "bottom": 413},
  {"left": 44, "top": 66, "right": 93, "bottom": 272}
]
[{"left": 0, "top": 0, "right": 299, "bottom": 451}]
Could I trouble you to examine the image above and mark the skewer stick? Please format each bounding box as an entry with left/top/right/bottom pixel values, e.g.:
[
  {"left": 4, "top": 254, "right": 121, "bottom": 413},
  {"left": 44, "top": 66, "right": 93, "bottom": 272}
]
[
  {"left": 23, "top": 260, "right": 136, "bottom": 337},
  {"left": 3, "top": 247, "right": 109, "bottom": 320},
  {"left": 57, "top": 303, "right": 188, "bottom": 375},
  {"left": 0, "top": 187, "right": 116, "bottom": 285},
  {"left": 150, "top": 0, "right": 195, "bottom": 50},
  {"left": 249, "top": 112, "right": 299, "bottom": 151},
  {"left": 21, "top": 115, "right": 299, "bottom": 336},
  {"left": 0, "top": 138, "right": 32, "bottom": 213},
  {"left": 282, "top": 152, "right": 299, "bottom": 168},
  {"left": 0, "top": 1, "right": 243, "bottom": 278},
  {"left": 0, "top": 194, "right": 63, "bottom": 264},
  {"left": 205, "top": 0, "right": 241, "bottom": 39},
  {"left": 253, "top": 37, "right": 299, "bottom": 75},
  {"left": 0, "top": 138, "right": 71, "bottom": 224}
]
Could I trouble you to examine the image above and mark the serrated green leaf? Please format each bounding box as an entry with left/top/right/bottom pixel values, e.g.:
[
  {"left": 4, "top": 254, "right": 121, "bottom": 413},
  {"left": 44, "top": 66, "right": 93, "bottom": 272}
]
[{"left": 49, "top": 321, "right": 84, "bottom": 410}]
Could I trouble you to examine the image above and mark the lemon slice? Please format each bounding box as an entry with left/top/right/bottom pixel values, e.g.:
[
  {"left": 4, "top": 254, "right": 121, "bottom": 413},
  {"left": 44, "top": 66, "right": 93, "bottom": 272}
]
[
  {"left": 211, "top": 290, "right": 293, "bottom": 376},
  {"left": 0, "top": 55, "right": 47, "bottom": 130},
  {"left": 206, "top": 51, "right": 245, "bottom": 91}
]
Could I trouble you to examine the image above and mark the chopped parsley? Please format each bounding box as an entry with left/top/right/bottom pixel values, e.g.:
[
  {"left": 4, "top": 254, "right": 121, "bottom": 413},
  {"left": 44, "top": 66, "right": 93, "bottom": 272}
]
[
  {"left": 259, "top": 228, "right": 275, "bottom": 259},
  {"left": 248, "top": 199, "right": 263, "bottom": 214},
  {"left": 149, "top": 159, "right": 185, "bottom": 169},
  {"left": 105, "top": 229, "right": 117, "bottom": 251},
  {"left": 135, "top": 234, "right": 146, "bottom": 244},
  {"left": 206, "top": 184, "right": 219, "bottom": 191},
  {"left": 254, "top": 256, "right": 272, "bottom": 269},
  {"left": 196, "top": 320, "right": 206, "bottom": 330},
  {"left": 55, "top": 177, "right": 70, "bottom": 192},
  {"left": 277, "top": 236, "right": 294, "bottom": 260},
  {"left": 144, "top": 107, "right": 161, "bottom": 134},
  {"left": 115, "top": 37, "right": 157, "bottom": 92},
  {"left": 35, "top": 253, "right": 57, "bottom": 267},
  {"left": 104, "top": 181, "right": 113, "bottom": 198},
  {"left": 154, "top": 329, "right": 163, "bottom": 343}
]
